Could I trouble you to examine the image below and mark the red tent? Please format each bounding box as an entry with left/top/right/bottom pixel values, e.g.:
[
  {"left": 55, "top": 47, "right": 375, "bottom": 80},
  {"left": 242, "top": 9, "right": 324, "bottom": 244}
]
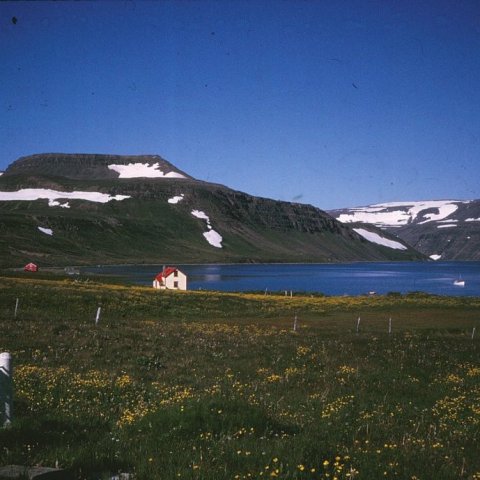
[{"left": 24, "top": 263, "right": 38, "bottom": 272}]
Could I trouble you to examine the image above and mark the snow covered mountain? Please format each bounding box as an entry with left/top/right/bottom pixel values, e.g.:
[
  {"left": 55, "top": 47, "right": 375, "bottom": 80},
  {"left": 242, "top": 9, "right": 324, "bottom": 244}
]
[
  {"left": 329, "top": 200, "right": 480, "bottom": 261},
  {"left": 331, "top": 200, "right": 471, "bottom": 228},
  {"left": 0, "top": 153, "right": 425, "bottom": 267}
]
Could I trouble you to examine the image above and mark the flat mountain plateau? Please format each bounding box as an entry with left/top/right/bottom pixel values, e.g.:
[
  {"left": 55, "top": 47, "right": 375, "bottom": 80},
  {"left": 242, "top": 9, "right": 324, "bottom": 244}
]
[{"left": 329, "top": 200, "right": 480, "bottom": 261}]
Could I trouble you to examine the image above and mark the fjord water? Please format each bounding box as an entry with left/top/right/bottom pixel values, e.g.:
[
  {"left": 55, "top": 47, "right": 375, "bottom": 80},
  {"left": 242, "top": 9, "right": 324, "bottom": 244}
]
[{"left": 83, "top": 262, "right": 480, "bottom": 296}]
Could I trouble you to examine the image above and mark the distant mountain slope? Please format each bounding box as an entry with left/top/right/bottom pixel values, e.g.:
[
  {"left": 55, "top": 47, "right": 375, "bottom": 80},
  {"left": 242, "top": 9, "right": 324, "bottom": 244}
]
[
  {"left": 329, "top": 200, "right": 480, "bottom": 261},
  {"left": 0, "top": 153, "right": 425, "bottom": 267}
]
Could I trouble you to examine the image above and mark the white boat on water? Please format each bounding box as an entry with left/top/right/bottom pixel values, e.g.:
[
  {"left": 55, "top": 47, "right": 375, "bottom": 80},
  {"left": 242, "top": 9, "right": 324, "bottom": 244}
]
[{"left": 453, "top": 277, "right": 465, "bottom": 287}]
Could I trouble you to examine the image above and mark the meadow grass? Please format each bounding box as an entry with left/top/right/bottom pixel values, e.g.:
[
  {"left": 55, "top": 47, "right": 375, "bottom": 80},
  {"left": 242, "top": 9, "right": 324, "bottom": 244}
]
[{"left": 0, "top": 275, "right": 479, "bottom": 479}]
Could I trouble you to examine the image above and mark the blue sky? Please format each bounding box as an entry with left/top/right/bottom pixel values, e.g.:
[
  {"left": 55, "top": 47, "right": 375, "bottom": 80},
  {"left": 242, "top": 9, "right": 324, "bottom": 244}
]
[{"left": 1, "top": 1, "right": 479, "bottom": 209}]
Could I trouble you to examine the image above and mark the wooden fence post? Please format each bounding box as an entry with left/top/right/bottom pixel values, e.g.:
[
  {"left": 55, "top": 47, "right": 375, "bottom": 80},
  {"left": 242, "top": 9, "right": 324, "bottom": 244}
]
[{"left": 95, "top": 307, "right": 101, "bottom": 325}]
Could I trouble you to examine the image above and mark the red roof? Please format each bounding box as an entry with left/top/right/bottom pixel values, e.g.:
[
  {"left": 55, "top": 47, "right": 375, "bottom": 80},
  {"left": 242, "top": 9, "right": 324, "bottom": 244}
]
[
  {"left": 154, "top": 267, "right": 178, "bottom": 281},
  {"left": 24, "top": 262, "right": 38, "bottom": 272}
]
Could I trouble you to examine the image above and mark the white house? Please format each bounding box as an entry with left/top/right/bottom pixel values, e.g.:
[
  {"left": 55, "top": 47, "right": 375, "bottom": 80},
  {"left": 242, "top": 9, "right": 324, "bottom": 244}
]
[{"left": 153, "top": 266, "right": 187, "bottom": 290}]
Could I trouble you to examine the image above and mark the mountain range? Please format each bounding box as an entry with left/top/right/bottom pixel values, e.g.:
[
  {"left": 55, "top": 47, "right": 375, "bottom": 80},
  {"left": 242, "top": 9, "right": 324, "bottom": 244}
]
[
  {"left": 0, "top": 153, "right": 424, "bottom": 267},
  {"left": 329, "top": 200, "right": 480, "bottom": 261}
]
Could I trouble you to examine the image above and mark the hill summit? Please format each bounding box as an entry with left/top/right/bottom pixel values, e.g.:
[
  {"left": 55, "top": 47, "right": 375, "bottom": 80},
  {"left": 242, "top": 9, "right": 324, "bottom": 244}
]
[{"left": 4, "top": 153, "right": 192, "bottom": 180}]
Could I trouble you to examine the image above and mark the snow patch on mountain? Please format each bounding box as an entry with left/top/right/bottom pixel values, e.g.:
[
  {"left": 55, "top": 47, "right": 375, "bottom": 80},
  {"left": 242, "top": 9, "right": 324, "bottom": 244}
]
[
  {"left": 430, "top": 254, "right": 442, "bottom": 260},
  {"left": 337, "top": 200, "right": 470, "bottom": 228},
  {"left": 168, "top": 194, "right": 184, "bottom": 204},
  {"left": 203, "top": 230, "right": 223, "bottom": 248},
  {"left": 191, "top": 210, "right": 223, "bottom": 248},
  {"left": 108, "top": 162, "right": 186, "bottom": 178},
  {"left": 437, "top": 224, "right": 457, "bottom": 228},
  {"left": 48, "top": 200, "right": 70, "bottom": 208},
  {"left": 0, "top": 188, "right": 130, "bottom": 204},
  {"left": 417, "top": 203, "right": 459, "bottom": 224},
  {"left": 38, "top": 227, "right": 53, "bottom": 236},
  {"left": 191, "top": 210, "right": 211, "bottom": 223},
  {"left": 465, "top": 217, "right": 480, "bottom": 222},
  {"left": 353, "top": 228, "right": 407, "bottom": 250}
]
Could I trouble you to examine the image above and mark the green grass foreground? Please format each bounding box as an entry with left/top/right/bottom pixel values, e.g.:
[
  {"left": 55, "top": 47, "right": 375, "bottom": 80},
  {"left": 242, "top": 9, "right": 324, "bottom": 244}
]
[{"left": 0, "top": 275, "right": 479, "bottom": 479}]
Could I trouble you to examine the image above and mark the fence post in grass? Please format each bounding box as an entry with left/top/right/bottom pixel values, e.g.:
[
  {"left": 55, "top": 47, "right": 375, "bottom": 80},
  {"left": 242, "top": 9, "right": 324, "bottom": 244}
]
[
  {"left": 14, "top": 298, "right": 19, "bottom": 319},
  {"left": 293, "top": 313, "right": 298, "bottom": 332},
  {"left": 356, "top": 317, "right": 361, "bottom": 334},
  {"left": 95, "top": 306, "right": 101, "bottom": 326},
  {"left": 388, "top": 317, "right": 392, "bottom": 335},
  {"left": 0, "top": 352, "right": 13, "bottom": 427},
  {"left": 472, "top": 327, "right": 476, "bottom": 340}
]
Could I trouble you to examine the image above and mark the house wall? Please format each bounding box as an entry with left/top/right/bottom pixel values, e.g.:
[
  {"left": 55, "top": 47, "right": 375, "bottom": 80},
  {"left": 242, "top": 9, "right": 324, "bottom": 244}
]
[{"left": 165, "top": 270, "right": 187, "bottom": 290}]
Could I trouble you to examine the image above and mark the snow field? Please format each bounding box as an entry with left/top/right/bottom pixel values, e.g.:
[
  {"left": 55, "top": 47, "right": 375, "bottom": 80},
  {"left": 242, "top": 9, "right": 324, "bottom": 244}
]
[
  {"left": 203, "top": 230, "right": 223, "bottom": 248},
  {"left": 337, "top": 200, "right": 470, "bottom": 228},
  {"left": 353, "top": 228, "right": 407, "bottom": 250},
  {"left": 108, "top": 162, "right": 186, "bottom": 178},
  {"left": 0, "top": 188, "right": 130, "bottom": 204},
  {"left": 191, "top": 210, "right": 223, "bottom": 248},
  {"left": 168, "top": 194, "right": 184, "bottom": 204},
  {"left": 38, "top": 227, "right": 53, "bottom": 236}
]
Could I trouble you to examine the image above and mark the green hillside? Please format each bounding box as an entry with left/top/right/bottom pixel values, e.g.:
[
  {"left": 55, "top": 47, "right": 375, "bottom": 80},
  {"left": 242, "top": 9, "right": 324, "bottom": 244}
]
[{"left": 0, "top": 154, "right": 425, "bottom": 267}]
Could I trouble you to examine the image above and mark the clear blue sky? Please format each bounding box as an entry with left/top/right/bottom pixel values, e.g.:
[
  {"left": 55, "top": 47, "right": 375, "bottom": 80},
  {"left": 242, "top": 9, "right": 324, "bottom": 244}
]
[{"left": 1, "top": 0, "right": 480, "bottom": 209}]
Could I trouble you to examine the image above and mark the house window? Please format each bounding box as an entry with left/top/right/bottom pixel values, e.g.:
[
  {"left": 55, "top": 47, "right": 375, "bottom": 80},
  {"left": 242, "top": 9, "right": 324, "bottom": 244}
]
[
  {"left": 174, "top": 270, "right": 178, "bottom": 277},
  {"left": 174, "top": 281, "right": 179, "bottom": 288}
]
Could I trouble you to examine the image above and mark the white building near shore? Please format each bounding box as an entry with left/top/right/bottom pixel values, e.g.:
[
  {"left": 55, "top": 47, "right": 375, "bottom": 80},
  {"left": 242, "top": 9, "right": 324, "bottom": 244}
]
[{"left": 153, "top": 266, "right": 187, "bottom": 290}]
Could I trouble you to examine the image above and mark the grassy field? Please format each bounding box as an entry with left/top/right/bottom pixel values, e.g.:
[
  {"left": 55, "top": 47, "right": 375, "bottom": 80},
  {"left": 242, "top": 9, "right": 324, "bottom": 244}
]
[{"left": 0, "top": 275, "right": 479, "bottom": 479}]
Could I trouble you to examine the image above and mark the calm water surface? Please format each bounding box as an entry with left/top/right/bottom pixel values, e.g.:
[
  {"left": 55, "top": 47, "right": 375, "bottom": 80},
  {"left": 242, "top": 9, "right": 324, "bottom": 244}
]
[{"left": 82, "top": 262, "right": 480, "bottom": 297}]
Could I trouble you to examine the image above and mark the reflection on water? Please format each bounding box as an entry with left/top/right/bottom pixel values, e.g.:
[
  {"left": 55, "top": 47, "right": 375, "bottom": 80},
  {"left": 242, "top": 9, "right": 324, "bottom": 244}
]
[
  {"left": 203, "top": 274, "right": 222, "bottom": 282},
  {"left": 349, "top": 271, "right": 400, "bottom": 278},
  {"left": 81, "top": 262, "right": 480, "bottom": 297}
]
